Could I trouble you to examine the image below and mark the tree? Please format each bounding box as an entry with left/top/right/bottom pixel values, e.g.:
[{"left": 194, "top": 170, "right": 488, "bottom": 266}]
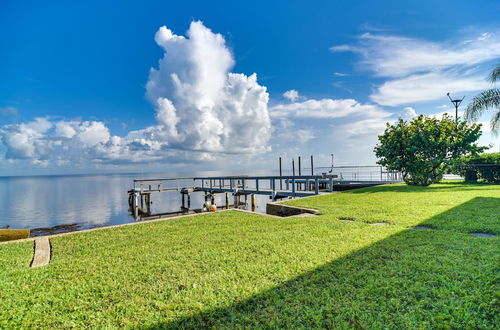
[
  {"left": 464, "top": 63, "right": 500, "bottom": 134},
  {"left": 374, "top": 114, "right": 485, "bottom": 186}
]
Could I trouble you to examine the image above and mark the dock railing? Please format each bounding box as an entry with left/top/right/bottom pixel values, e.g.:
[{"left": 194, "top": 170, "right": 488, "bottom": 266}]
[
  {"left": 313, "top": 165, "right": 402, "bottom": 183},
  {"left": 192, "top": 174, "right": 336, "bottom": 199}
]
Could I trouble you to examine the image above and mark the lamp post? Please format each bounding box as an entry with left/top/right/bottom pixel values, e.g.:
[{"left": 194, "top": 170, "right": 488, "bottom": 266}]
[{"left": 446, "top": 92, "right": 465, "bottom": 122}]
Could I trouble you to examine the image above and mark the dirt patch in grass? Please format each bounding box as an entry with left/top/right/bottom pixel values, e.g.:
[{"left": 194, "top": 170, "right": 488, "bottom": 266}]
[
  {"left": 410, "top": 225, "right": 435, "bottom": 230},
  {"left": 469, "top": 232, "right": 497, "bottom": 237}
]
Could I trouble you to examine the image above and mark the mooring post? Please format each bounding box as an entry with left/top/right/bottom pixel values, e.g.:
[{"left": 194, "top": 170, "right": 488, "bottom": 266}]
[
  {"left": 146, "top": 193, "right": 151, "bottom": 214},
  {"left": 251, "top": 194, "right": 256, "bottom": 211},
  {"left": 271, "top": 178, "right": 276, "bottom": 201},
  {"left": 311, "top": 155, "right": 314, "bottom": 175},
  {"left": 292, "top": 178, "right": 296, "bottom": 197},
  {"left": 234, "top": 193, "right": 238, "bottom": 208},
  {"left": 133, "top": 192, "right": 139, "bottom": 218},
  {"left": 298, "top": 156, "right": 301, "bottom": 176},
  {"left": 329, "top": 176, "right": 334, "bottom": 192},
  {"left": 244, "top": 194, "right": 247, "bottom": 205},
  {"left": 292, "top": 159, "right": 295, "bottom": 176},
  {"left": 225, "top": 193, "right": 229, "bottom": 209},
  {"left": 256, "top": 179, "right": 259, "bottom": 192},
  {"left": 279, "top": 157, "right": 283, "bottom": 190},
  {"left": 314, "top": 178, "right": 319, "bottom": 195},
  {"left": 187, "top": 194, "right": 191, "bottom": 208},
  {"left": 182, "top": 193, "right": 185, "bottom": 209}
]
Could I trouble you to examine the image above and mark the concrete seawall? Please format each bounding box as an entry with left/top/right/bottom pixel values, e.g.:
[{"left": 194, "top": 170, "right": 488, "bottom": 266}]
[{"left": 266, "top": 202, "right": 318, "bottom": 217}]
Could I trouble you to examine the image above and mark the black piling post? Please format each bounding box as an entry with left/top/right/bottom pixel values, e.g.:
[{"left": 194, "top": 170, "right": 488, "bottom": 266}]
[
  {"left": 310, "top": 155, "right": 314, "bottom": 176},
  {"left": 279, "top": 157, "right": 283, "bottom": 190},
  {"left": 298, "top": 156, "right": 301, "bottom": 176}
]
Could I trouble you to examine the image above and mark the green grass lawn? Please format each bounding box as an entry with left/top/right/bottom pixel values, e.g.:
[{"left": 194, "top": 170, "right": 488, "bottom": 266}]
[{"left": 0, "top": 182, "right": 499, "bottom": 328}]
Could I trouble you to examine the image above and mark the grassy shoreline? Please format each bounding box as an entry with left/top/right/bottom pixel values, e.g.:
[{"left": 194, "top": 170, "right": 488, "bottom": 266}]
[{"left": 1, "top": 182, "right": 499, "bottom": 328}]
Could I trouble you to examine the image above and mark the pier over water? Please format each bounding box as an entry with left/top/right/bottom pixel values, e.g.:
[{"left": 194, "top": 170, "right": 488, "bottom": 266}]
[{"left": 128, "top": 165, "right": 402, "bottom": 220}]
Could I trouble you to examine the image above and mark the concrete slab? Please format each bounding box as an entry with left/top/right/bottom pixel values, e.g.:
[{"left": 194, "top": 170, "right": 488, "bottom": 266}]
[
  {"left": 31, "top": 238, "right": 51, "bottom": 268},
  {"left": 266, "top": 203, "right": 318, "bottom": 217},
  {"left": 290, "top": 213, "right": 318, "bottom": 217}
]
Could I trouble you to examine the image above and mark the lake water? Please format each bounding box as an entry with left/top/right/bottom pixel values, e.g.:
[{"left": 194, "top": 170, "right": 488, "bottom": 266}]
[{"left": 0, "top": 171, "right": 274, "bottom": 234}]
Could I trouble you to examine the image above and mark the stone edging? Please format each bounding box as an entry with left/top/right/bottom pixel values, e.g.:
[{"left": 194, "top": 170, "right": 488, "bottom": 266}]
[{"left": 266, "top": 202, "right": 319, "bottom": 217}]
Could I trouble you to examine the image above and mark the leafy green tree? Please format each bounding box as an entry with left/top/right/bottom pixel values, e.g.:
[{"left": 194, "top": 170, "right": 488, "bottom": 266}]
[
  {"left": 465, "top": 63, "right": 500, "bottom": 134},
  {"left": 374, "top": 114, "right": 485, "bottom": 186}
]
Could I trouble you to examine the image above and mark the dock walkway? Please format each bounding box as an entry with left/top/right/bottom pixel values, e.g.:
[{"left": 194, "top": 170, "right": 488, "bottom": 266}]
[{"left": 128, "top": 173, "right": 401, "bottom": 220}]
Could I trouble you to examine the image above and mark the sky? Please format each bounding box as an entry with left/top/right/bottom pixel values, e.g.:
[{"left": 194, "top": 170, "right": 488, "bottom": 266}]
[{"left": 1, "top": 0, "right": 499, "bottom": 176}]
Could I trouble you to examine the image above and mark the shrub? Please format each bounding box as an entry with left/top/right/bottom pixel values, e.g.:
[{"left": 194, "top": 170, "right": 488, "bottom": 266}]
[
  {"left": 374, "top": 114, "right": 485, "bottom": 186},
  {"left": 452, "top": 153, "right": 500, "bottom": 183}
]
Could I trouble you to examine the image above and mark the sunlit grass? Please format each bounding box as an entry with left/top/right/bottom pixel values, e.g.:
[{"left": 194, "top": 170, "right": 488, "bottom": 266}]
[{"left": 0, "top": 182, "right": 498, "bottom": 328}]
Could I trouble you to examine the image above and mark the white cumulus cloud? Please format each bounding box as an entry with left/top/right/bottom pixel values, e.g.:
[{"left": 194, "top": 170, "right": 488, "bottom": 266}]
[
  {"left": 399, "top": 107, "right": 417, "bottom": 120},
  {"left": 146, "top": 21, "right": 271, "bottom": 154},
  {"left": 0, "top": 21, "right": 272, "bottom": 167},
  {"left": 0, "top": 119, "right": 52, "bottom": 160},
  {"left": 283, "top": 89, "right": 299, "bottom": 101}
]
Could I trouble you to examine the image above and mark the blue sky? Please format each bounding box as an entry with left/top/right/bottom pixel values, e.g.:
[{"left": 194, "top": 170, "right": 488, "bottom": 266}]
[{"left": 1, "top": 0, "right": 499, "bottom": 175}]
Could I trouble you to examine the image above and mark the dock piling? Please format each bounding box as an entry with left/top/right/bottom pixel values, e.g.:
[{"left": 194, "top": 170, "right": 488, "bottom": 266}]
[
  {"left": 310, "top": 155, "right": 314, "bottom": 176},
  {"left": 279, "top": 157, "right": 283, "bottom": 190},
  {"left": 145, "top": 193, "right": 151, "bottom": 214},
  {"left": 298, "top": 156, "right": 301, "bottom": 176}
]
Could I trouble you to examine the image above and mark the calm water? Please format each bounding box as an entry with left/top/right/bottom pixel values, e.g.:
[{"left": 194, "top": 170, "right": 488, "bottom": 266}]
[{"left": 0, "top": 171, "right": 272, "bottom": 232}]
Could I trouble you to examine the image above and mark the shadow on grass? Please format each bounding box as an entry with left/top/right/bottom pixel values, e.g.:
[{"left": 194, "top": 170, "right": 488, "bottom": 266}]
[
  {"left": 145, "top": 197, "right": 499, "bottom": 329},
  {"left": 349, "top": 182, "right": 499, "bottom": 194}
]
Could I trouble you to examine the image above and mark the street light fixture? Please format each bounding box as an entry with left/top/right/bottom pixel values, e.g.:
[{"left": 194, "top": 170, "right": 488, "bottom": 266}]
[{"left": 446, "top": 92, "right": 465, "bottom": 122}]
